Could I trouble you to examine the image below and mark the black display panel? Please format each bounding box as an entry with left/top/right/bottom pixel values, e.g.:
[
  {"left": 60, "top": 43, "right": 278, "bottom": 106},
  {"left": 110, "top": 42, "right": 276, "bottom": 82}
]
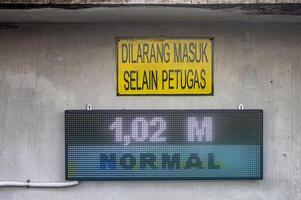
[{"left": 65, "top": 110, "right": 263, "bottom": 180}]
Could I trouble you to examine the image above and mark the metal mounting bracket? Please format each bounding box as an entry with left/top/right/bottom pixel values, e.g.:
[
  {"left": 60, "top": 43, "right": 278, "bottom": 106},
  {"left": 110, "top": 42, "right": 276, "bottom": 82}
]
[{"left": 86, "top": 104, "right": 93, "bottom": 111}]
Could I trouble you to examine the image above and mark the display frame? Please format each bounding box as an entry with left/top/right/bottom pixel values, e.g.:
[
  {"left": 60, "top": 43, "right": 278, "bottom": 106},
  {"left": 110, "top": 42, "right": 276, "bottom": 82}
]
[{"left": 65, "top": 109, "right": 263, "bottom": 181}]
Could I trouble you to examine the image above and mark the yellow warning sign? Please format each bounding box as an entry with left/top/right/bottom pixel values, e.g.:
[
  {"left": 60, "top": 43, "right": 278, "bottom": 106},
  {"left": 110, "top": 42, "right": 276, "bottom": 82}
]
[{"left": 117, "top": 38, "right": 213, "bottom": 95}]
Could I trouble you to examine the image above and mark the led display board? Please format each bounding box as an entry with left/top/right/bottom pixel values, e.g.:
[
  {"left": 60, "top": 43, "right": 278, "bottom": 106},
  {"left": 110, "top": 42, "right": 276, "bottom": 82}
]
[
  {"left": 117, "top": 38, "right": 213, "bottom": 95},
  {"left": 65, "top": 110, "right": 263, "bottom": 180}
]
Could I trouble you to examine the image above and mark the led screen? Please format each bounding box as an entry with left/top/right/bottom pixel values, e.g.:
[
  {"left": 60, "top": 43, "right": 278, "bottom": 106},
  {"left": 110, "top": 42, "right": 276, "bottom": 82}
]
[{"left": 65, "top": 110, "right": 263, "bottom": 180}]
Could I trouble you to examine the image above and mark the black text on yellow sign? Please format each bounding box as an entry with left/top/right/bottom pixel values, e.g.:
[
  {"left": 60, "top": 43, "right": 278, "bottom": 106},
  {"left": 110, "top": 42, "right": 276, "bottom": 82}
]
[{"left": 117, "top": 38, "right": 213, "bottom": 95}]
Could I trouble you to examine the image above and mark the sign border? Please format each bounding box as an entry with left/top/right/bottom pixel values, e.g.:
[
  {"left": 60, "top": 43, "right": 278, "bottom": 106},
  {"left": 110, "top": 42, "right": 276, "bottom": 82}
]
[
  {"left": 65, "top": 109, "right": 263, "bottom": 181},
  {"left": 116, "top": 37, "right": 214, "bottom": 96}
]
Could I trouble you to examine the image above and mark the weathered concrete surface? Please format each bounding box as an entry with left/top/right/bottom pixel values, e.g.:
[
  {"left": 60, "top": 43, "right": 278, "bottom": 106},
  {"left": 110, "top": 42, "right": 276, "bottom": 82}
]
[
  {"left": 0, "top": 22, "right": 301, "bottom": 199},
  {"left": 1, "top": 0, "right": 300, "bottom": 4},
  {"left": 1, "top": 1, "right": 301, "bottom": 23},
  {"left": 0, "top": 6, "right": 301, "bottom": 23}
]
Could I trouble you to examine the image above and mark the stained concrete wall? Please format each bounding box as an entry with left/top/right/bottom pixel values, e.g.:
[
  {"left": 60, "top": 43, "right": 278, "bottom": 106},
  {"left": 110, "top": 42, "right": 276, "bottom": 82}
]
[
  {"left": 1, "top": 0, "right": 300, "bottom": 4},
  {"left": 0, "top": 22, "right": 300, "bottom": 199}
]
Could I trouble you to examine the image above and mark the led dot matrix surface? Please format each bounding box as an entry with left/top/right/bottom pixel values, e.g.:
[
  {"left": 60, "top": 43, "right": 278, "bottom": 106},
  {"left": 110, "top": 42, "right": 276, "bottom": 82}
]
[{"left": 65, "top": 109, "right": 263, "bottom": 180}]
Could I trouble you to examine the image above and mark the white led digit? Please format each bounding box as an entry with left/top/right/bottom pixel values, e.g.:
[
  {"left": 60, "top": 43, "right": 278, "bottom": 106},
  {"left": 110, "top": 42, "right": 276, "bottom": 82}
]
[
  {"left": 110, "top": 117, "right": 123, "bottom": 142},
  {"left": 132, "top": 117, "right": 148, "bottom": 142},
  {"left": 187, "top": 117, "right": 213, "bottom": 142},
  {"left": 123, "top": 135, "right": 131, "bottom": 146},
  {"left": 150, "top": 117, "right": 167, "bottom": 142}
]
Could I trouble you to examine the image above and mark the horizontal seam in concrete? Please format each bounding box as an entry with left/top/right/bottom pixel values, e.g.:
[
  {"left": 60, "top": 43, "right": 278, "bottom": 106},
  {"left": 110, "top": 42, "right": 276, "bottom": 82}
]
[{"left": 0, "top": 3, "right": 300, "bottom": 16}]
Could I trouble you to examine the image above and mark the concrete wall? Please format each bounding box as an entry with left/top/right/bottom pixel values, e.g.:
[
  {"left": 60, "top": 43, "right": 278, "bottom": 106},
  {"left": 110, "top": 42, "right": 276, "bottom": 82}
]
[
  {"left": 1, "top": 0, "right": 300, "bottom": 4},
  {"left": 0, "top": 22, "right": 300, "bottom": 199}
]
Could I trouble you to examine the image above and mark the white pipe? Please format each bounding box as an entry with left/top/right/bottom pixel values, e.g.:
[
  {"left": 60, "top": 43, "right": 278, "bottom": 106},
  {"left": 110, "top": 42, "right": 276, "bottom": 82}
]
[
  {"left": 0, "top": 181, "right": 27, "bottom": 187},
  {"left": 0, "top": 180, "right": 79, "bottom": 188}
]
